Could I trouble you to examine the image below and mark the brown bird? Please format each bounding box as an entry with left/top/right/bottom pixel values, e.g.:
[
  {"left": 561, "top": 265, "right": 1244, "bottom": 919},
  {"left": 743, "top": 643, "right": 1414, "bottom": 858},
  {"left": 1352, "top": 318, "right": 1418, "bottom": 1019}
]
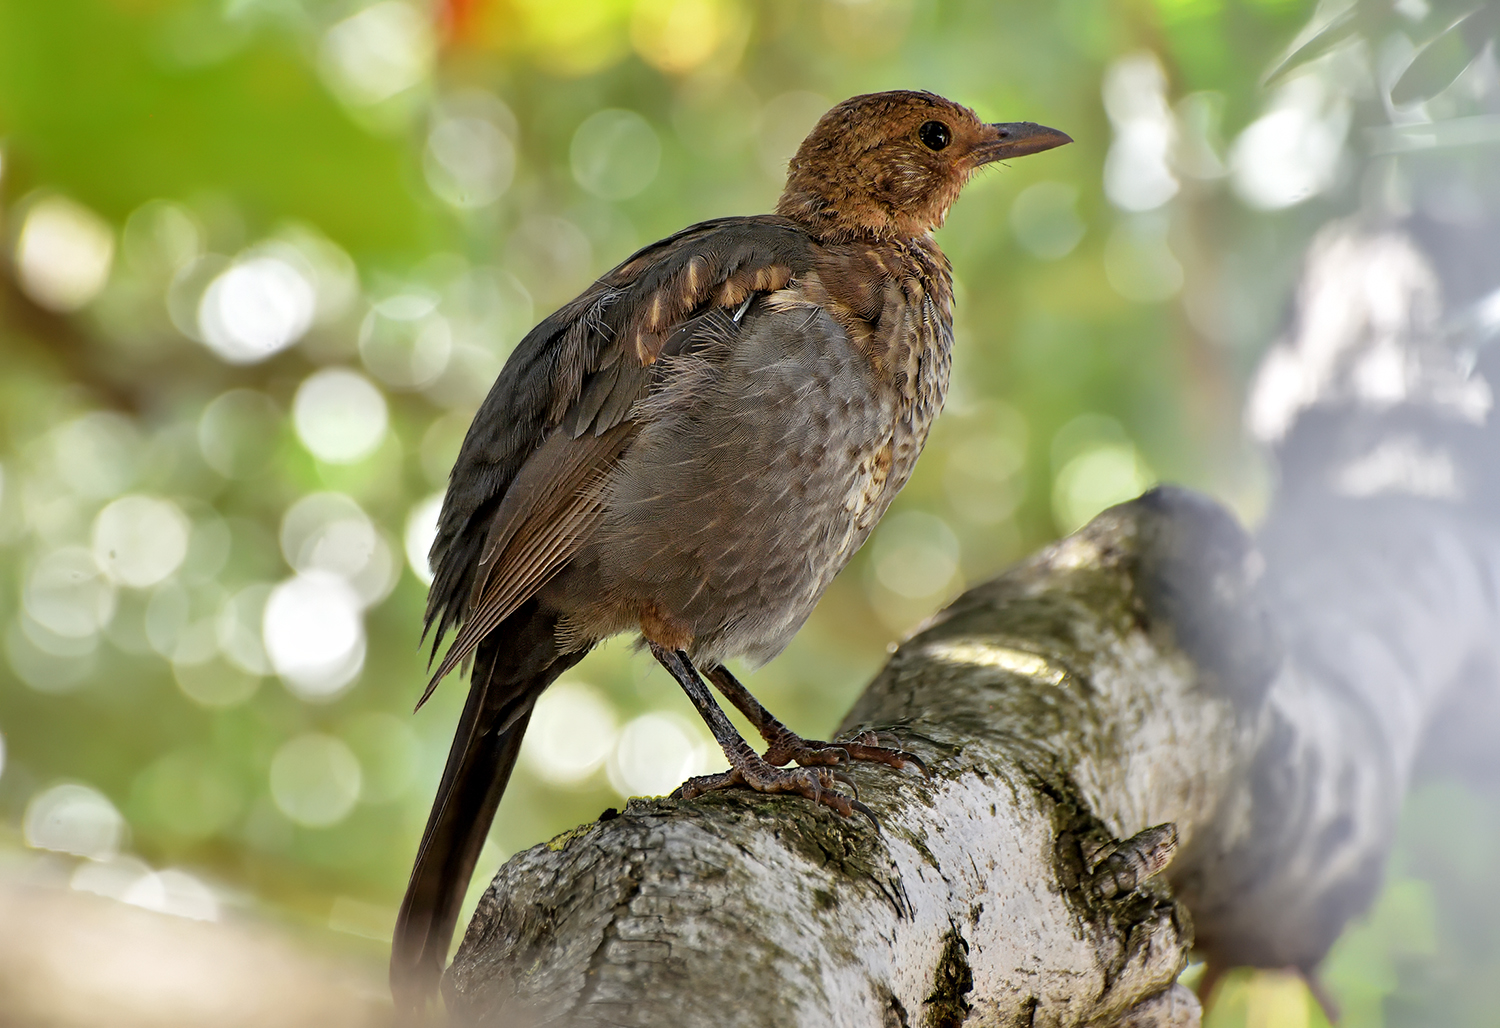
[{"left": 391, "top": 90, "right": 1070, "bottom": 1016}]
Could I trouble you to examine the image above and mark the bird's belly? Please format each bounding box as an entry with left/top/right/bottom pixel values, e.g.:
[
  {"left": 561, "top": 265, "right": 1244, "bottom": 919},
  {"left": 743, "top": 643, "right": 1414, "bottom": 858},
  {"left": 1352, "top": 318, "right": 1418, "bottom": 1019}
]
[{"left": 564, "top": 309, "right": 912, "bottom": 665}]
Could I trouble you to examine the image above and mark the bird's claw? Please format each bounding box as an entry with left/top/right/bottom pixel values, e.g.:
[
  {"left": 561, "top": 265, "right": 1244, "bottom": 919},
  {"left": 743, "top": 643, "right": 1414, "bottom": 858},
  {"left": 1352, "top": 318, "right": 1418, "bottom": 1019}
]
[
  {"left": 763, "top": 738, "right": 849, "bottom": 767},
  {"left": 834, "top": 730, "right": 929, "bottom": 776},
  {"left": 765, "top": 728, "right": 925, "bottom": 777},
  {"left": 829, "top": 769, "right": 859, "bottom": 800},
  {"left": 677, "top": 760, "right": 872, "bottom": 823}
]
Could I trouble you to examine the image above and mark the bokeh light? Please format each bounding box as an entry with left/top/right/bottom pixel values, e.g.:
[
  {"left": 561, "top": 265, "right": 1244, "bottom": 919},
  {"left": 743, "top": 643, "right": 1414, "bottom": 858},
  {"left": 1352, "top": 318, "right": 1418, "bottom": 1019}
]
[
  {"left": 121, "top": 869, "right": 220, "bottom": 922},
  {"left": 1052, "top": 442, "right": 1156, "bottom": 534},
  {"left": 14, "top": 194, "right": 115, "bottom": 312},
  {"left": 1103, "top": 54, "right": 1179, "bottom": 213},
  {"left": 631, "top": 0, "right": 736, "bottom": 74},
  {"left": 49, "top": 413, "right": 140, "bottom": 500},
  {"left": 131, "top": 750, "right": 241, "bottom": 840},
  {"left": 1009, "top": 182, "right": 1086, "bottom": 261},
  {"left": 91, "top": 496, "right": 190, "bottom": 588},
  {"left": 404, "top": 493, "right": 443, "bottom": 585},
  {"left": 269, "top": 734, "right": 363, "bottom": 828},
  {"left": 570, "top": 109, "right": 662, "bottom": 200},
  {"left": 522, "top": 680, "right": 620, "bottom": 785},
  {"left": 1231, "top": 73, "right": 1350, "bottom": 211},
  {"left": 197, "top": 254, "right": 317, "bottom": 364},
  {"left": 262, "top": 572, "right": 366, "bottom": 700},
  {"left": 198, "top": 390, "right": 283, "bottom": 479},
  {"left": 24, "top": 783, "right": 125, "bottom": 861},
  {"left": 121, "top": 199, "right": 203, "bottom": 278},
  {"left": 870, "top": 511, "right": 961, "bottom": 601},
  {"left": 425, "top": 91, "right": 518, "bottom": 209},
  {"left": 5, "top": 618, "right": 97, "bottom": 694},
  {"left": 607, "top": 712, "right": 713, "bottom": 798},
  {"left": 292, "top": 368, "right": 388, "bottom": 464},
  {"left": 174, "top": 658, "right": 261, "bottom": 709},
  {"left": 360, "top": 293, "right": 452, "bottom": 389},
  {"left": 70, "top": 853, "right": 153, "bottom": 902},
  {"left": 944, "top": 430, "right": 1028, "bottom": 526},
  {"left": 216, "top": 583, "right": 273, "bottom": 676},
  {"left": 318, "top": 0, "right": 434, "bottom": 109},
  {"left": 280, "top": 492, "right": 397, "bottom": 608},
  {"left": 24, "top": 547, "right": 115, "bottom": 639}
]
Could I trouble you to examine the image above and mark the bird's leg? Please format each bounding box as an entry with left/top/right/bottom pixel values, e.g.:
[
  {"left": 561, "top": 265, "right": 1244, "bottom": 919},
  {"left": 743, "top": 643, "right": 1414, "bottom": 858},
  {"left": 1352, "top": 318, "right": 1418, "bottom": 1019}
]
[
  {"left": 705, "top": 664, "right": 927, "bottom": 775},
  {"left": 647, "top": 643, "right": 874, "bottom": 823}
]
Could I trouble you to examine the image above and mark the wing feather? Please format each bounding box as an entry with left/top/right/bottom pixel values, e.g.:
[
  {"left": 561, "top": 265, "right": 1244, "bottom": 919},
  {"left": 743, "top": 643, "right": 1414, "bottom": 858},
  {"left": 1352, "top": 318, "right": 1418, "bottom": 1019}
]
[
  {"left": 417, "top": 421, "right": 635, "bottom": 707},
  {"left": 419, "top": 216, "right": 816, "bottom": 703}
]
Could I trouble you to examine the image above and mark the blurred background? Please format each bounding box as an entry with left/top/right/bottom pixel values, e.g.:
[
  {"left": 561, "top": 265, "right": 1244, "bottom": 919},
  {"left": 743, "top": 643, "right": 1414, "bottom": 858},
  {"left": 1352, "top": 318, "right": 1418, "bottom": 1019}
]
[{"left": 0, "top": 0, "right": 1496, "bottom": 1024}]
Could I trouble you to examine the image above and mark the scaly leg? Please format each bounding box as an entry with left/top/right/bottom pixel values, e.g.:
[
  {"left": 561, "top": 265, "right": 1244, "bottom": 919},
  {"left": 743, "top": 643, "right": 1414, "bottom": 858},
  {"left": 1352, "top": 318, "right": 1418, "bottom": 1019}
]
[
  {"left": 705, "top": 664, "right": 927, "bottom": 775},
  {"left": 648, "top": 644, "right": 874, "bottom": 824}
]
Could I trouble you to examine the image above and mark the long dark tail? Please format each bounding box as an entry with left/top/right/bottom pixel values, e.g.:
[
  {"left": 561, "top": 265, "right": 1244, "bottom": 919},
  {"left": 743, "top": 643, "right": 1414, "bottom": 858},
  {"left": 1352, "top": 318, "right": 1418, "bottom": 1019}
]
[{"left": 391, "top": 604, "right": 585, "bottom": 1020}]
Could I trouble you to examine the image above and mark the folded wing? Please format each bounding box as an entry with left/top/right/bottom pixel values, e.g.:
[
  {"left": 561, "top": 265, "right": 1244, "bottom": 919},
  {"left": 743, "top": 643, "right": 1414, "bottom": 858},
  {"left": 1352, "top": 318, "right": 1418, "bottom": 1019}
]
[{"left": 418, "top": 216, "right": 816, "bottom": 704}]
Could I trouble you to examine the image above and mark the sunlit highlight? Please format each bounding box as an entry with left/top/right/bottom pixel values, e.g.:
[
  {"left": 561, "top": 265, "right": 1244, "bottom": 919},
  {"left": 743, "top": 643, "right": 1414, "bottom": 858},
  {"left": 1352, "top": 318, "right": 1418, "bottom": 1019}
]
[
  {"left": 607, "top": 712, "right": 711, "bottom": 797},
  {"left": 292, "top": 368, "right": 388, "bottom": 464},
  {"left": 523, "top": 680, "right": 620, "bottom": 784},
  {"left": 1102, "top": 54, "right": 1179, "bottom": 212},
  {"left": 92, "top": 496, "right": 190, "bottom": 589},
  {"left": 263, "top": 572, "right": 366, "bottom": 700},
  {"left": 922, "top": 640, "right": 1067, "bottom": 686},
  {"left": 24, "top": 782, "right": 125, "bottom": 861},
  {"left": 404, "top": 493, "right": 443, "bottom": 585},
  {"left": 319, "top": 1, "right": 434, "bottom": 108},
  {"left": 15, "top": 195, "right": 115, "bottom": 312},
  {"left": 197, "top": 256, "right": 317, "bottom": 364}
]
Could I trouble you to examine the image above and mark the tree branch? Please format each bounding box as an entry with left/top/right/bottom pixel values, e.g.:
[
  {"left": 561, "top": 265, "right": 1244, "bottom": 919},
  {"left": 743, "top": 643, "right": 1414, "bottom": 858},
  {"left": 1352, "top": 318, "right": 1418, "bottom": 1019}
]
[{"left": 444, "top": 490, "right": 1264, "bottom": 1027}]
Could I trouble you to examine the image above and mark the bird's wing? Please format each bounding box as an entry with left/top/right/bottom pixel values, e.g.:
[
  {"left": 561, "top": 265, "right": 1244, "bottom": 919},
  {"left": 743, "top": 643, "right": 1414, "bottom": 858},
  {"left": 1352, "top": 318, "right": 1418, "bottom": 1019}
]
[{"left": 418, "top": 216, "right": 816, "bottom": 703}]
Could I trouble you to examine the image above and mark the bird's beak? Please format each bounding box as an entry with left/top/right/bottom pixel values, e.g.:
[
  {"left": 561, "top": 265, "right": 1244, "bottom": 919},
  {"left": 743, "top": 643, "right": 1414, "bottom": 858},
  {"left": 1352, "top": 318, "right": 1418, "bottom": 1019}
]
[{"left": 969, "top": 122, "right": 1073, "bottom": 166}]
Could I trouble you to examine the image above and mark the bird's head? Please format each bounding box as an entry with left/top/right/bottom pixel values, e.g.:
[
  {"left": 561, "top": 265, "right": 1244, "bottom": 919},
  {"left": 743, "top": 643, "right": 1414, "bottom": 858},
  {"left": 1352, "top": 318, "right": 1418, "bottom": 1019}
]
[{"left": 776, "top": 90, "right": 1071, "bottom": 241}]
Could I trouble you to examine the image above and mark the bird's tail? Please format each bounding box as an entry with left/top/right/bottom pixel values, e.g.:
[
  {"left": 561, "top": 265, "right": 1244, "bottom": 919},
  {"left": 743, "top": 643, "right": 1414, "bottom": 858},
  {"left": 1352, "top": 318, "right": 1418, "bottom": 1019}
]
[{"left": 390, "top": 605, "right": 584, "bottom": 1021}]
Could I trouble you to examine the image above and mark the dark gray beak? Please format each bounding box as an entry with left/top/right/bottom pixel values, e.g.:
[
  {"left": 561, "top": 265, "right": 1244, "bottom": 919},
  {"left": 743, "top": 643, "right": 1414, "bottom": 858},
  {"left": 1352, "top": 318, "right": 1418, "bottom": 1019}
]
[{"left": 971, "top": 122, "right": 1073, "bottom": 165}]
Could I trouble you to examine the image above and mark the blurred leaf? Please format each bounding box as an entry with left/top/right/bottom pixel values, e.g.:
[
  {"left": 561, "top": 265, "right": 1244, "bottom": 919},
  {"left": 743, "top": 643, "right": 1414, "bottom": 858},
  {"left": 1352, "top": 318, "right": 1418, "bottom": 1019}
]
[
  {"left": 1263, "top": 4, "right": 1362, "bottom": 85},
  {"left": 1391, "top": 5, "right": 1499, "bottom": 106}
]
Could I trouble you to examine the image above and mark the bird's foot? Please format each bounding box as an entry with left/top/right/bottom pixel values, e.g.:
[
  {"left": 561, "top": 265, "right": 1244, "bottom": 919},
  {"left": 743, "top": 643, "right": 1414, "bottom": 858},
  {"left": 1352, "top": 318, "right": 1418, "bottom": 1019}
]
[
  {"left": 763, "top": 728, "right": 928, "bottom": 777},
  {"left": 676, "top": 754, "right": 877, "bottom": 826}
]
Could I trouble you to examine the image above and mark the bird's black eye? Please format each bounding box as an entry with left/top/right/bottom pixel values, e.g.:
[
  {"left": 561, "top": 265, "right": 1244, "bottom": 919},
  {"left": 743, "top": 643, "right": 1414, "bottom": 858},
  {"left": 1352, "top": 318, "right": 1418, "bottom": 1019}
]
[{"left": 918, "top": 120, "right": 951, "bottom": 151}]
